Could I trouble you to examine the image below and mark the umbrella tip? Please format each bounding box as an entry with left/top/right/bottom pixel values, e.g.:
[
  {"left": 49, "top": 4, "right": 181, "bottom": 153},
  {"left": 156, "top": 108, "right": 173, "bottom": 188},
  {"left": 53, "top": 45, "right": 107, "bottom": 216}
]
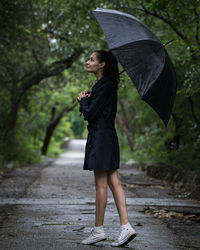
[{"left": 163, "top": 39, "right": 174, "bottom": 47}]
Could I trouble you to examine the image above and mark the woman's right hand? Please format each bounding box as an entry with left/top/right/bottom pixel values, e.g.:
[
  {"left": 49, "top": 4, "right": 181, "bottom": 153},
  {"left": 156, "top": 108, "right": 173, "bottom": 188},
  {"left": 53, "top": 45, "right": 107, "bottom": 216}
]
[{"left": 77, "top": 91, "right": 91, "bottom": 102}]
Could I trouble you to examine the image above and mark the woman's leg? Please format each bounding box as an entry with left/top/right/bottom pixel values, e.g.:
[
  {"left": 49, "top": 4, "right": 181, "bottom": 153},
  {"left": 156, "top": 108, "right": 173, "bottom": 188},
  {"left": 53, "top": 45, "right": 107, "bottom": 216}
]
[
  {"left": 108, "top": 170, "right": 128, "bottom": 226},
  {"left": 82, "top": 170, "right": 108, "bottom": 245},
  {"left": 94, "top": 170, "right": 108, "bottom": 226}
]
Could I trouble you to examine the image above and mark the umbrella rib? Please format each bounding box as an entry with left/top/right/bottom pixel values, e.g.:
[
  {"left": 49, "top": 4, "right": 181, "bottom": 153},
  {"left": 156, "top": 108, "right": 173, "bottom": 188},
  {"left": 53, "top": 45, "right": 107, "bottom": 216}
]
[{"left": 163, "top": 39, "right": 174, "bottom": 47}]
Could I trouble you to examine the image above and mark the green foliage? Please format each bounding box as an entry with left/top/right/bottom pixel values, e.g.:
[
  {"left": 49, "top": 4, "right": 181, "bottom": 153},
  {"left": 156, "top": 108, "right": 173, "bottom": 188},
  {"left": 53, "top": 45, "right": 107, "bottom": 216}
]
[
  {"left": 1, "top": 131, "right": 42, "bottom": 165},
  {"left": 178, "top": 64, "right": 200, "bottom": 97},
  {"left": 46, "top": 138, "right": 65, "bottom": 158},
  {"left": 113, "top": 0, "right": 200, "bottom": 172},
  {"left": 0, "top": 0, "right": 200, "bottom": 174}
]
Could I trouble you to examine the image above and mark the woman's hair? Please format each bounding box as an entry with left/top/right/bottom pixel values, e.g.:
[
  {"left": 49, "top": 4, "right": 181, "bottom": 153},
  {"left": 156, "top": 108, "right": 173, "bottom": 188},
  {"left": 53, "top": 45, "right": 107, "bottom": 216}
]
[{"left": 93, "top": 50, "right": 120, "bottom": 90}]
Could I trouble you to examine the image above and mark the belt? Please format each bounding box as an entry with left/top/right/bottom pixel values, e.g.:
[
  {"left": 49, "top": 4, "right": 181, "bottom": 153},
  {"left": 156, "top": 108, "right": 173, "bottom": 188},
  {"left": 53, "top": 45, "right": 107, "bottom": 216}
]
[{"left": 87, "top": 120, "right": 115, "bottom": 132}]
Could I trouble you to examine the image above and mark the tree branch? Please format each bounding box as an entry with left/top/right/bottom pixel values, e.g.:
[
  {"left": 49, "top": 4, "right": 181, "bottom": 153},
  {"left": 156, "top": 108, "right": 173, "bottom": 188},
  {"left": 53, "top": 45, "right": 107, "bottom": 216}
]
[
  {"left": 194, "top": 6, "right": 200, "bottom": 46},
  {"left": 32, "top": 49, "right": 45, "bottom": 70},
  {"left": 52, "top": 100, "right": 78, "bottom": 125},
  {"left": 18, "top": 47, "right": 85, "bottom": 96},
  {"left": 64, "top": 99, "right": 78, "bottom": 112},
  {"left": 121, "top": 6, "right": 188, "bottom": 41}
]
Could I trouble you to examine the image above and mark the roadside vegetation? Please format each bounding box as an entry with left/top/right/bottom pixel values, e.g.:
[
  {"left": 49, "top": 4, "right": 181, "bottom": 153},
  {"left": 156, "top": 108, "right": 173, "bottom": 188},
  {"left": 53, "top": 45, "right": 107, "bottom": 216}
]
[{"left": 0, "top": 0, "right": 200, "bottom": 191}]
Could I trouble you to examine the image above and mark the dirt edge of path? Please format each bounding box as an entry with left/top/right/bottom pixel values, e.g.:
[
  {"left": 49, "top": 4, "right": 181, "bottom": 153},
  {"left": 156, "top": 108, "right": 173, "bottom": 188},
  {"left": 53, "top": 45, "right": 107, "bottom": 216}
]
[{"left": 124, "top": 161, "right": 200, "bottom": 200}]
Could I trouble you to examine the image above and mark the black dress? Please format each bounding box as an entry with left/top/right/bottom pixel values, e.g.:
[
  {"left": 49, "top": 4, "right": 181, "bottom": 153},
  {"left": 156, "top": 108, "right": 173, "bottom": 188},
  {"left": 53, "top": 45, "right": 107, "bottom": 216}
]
[{"left": 79, "top": 76, "right": 120, "bottom": 171}]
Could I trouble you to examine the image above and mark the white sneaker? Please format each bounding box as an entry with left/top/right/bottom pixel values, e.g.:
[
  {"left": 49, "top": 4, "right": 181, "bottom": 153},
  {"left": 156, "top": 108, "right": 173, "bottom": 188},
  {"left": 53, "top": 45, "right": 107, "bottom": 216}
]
[
  {"left": 111, "top": 222, "right": 136, "bottom": 247},
  {"left": 82, "top": 226, "right": 107, "bottom": 245}
]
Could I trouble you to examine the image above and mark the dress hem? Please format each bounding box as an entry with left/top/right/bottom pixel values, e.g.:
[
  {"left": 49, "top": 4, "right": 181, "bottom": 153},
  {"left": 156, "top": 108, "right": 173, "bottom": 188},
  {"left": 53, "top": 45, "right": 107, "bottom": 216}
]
[{"left": 83, "top": 167, "right": 119, "bottom": 172}]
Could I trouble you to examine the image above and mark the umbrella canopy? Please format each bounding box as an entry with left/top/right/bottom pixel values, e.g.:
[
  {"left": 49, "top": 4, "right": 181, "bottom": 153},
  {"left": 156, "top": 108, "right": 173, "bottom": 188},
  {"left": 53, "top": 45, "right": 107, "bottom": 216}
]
[{"left": 92, "top": 8, "right": 177, "bottom": 126}]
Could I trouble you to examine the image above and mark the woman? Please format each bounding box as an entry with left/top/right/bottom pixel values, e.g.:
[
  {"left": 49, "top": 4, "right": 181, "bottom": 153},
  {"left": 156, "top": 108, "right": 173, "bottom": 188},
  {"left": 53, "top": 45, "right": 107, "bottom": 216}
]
[{"left": 77, "top": 50, "right": 136, "bottom": 247}]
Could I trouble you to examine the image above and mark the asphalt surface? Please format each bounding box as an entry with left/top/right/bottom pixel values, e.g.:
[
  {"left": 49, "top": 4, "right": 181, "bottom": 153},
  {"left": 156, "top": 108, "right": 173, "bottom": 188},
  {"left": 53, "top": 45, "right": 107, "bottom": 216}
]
[{"left": 0, "top": 139, "right": 200, "bottom": 250}]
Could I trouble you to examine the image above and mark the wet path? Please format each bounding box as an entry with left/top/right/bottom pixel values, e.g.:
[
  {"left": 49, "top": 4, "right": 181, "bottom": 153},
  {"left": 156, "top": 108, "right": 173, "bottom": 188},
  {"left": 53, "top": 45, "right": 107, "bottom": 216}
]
[{"left": 0, "top": 140, "right": 199, "bottom": 249}]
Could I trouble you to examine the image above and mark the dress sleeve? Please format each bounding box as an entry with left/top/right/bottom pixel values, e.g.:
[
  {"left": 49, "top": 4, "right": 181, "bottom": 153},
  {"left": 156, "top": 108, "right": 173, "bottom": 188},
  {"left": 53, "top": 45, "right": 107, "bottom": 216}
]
[
  {"left": 79, "top": 96, "right": 89, "bottom": 113},
  {"left": 79, "top": 83, "right": 111, "bottom": 122}
]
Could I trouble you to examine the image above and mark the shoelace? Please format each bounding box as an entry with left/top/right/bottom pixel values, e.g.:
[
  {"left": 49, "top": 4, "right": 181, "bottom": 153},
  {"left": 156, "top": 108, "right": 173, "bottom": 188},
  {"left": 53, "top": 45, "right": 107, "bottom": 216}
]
[
  {"left": 90, "top": 228, "right": 95, "bottom": 237},
  {"left": 118, "top": 227, "right": 126, "bottom": 240}
]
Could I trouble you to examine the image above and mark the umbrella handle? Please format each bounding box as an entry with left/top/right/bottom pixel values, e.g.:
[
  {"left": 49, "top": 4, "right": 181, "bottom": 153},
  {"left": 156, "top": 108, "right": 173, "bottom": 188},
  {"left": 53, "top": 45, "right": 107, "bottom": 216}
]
[
  {"left": 163, "top": 39, "right": 174, "bottom": 47},
  {"left": 119, "top": 69, "right": 125, "bottom": 75}
]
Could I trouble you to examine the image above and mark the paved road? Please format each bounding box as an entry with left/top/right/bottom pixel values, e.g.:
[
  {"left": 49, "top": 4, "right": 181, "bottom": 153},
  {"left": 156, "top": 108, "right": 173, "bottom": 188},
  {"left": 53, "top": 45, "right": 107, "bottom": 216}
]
[{"left": 0, "top": 140, "right": 199, "bottom": 250}]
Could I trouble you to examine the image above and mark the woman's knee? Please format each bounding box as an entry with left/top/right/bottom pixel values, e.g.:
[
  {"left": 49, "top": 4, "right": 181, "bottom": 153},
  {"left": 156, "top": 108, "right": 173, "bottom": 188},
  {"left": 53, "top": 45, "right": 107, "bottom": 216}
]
[
  {"left": 108, "top": 171, "right": 121, "bottom": 191},
  {"left": 94, "top": 170, "right": 108, "bottom": 191},
  {"left": 95, "top": 184, "right": 107, "bottom": 192}
]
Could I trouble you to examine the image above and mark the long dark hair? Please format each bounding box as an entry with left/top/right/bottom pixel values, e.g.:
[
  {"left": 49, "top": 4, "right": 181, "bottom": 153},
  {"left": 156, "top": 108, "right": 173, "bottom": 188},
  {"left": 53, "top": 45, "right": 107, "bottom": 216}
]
[{"left": 94, "top": 50, "right": 120, "bottom": 91}]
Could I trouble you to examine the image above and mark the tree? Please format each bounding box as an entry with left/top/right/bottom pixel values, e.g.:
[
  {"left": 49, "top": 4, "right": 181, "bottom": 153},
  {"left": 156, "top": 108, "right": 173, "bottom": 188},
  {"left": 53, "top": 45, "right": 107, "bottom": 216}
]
[
  {"left": 0, "top": 0, "right": 112, "bottom": 163},
  {"left": 115, "top": 0, "right": 200, "bottom": 170}
]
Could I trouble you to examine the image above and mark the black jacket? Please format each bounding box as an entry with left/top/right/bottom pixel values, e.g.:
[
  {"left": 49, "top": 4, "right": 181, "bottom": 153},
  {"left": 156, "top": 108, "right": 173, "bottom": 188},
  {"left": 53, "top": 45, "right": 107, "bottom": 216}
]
[{"left": 79, "top": 76, "right": 120, "bottom": 171}]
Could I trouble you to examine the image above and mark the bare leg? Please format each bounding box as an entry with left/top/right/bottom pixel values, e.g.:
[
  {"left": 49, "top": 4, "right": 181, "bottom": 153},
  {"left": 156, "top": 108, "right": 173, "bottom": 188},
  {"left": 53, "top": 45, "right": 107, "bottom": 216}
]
[
  {"left": 94, "top": 170, "right": 108, "bottom": 227},
  {"left": 108, "top": 170, "right": 128, "bottom": 226}
]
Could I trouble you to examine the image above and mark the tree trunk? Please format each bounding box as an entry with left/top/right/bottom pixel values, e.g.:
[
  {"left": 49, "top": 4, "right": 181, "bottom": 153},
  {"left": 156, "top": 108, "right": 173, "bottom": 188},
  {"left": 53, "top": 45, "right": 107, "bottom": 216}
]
[
  {"left": 41, "top": 114, "right": 63, "bottom": 155},
  {"left": 116, "top": 100, "right": 135, "bottom": 151},
  {"left": 166, "top": 112, "right": 181, "bottom": 150},
  {"left": 3, "top": 95, "right": 21, "bottom": 140},
  {"left": 41, "top": 101, "right": 77, "bottom": 155},
  {"left": 188, "top": 97, "right": 200, "bottom": 127},
  {"left": 3, "top": 47, "right": 84, "bottom": 141},
  {"left": 116, "top": 115, "right": 134, "bottom": 151}
]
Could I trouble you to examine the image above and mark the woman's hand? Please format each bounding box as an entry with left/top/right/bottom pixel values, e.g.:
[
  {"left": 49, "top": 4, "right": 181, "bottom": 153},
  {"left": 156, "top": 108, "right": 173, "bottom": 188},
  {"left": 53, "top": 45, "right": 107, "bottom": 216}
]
[{"left": 77, "top": 91, "right": 91, "bottom": 102}]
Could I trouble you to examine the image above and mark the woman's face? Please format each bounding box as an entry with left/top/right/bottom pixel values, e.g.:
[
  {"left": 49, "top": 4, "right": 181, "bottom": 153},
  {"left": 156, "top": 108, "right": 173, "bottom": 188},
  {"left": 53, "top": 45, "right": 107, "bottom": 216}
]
[{"left": 86, "top": 52, "right": 105, "bottom": 73}]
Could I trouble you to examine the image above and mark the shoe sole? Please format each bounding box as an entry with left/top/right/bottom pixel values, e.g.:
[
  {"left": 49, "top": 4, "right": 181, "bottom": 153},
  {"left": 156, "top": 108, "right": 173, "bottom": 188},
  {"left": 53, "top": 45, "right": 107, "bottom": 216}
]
[
  {"left": 82, "top": 237, "right": 107, "bottom": 245},
  {"left": 112, "top": 233, "right": 136, "bottom": 247}
]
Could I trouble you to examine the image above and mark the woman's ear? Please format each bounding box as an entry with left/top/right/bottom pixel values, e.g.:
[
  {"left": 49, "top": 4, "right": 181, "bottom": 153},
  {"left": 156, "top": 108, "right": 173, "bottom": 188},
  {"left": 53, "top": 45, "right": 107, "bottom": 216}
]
[{"left": 99, "top": 61, "right": 106, "bottom": 69}]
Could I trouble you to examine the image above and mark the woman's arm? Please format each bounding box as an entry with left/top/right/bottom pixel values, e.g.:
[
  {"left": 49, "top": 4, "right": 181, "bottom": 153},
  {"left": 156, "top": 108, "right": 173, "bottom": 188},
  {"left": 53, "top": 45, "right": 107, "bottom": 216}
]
[{"left": 79, "top": 83, "right": 111, "bottom": 122}]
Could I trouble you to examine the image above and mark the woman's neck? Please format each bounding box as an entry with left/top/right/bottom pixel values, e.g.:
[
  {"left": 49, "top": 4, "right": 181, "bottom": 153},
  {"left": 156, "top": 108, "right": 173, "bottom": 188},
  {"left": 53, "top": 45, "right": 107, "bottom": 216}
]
[{"left": 95, "top": 71, "right": 104, "bottom": 81}]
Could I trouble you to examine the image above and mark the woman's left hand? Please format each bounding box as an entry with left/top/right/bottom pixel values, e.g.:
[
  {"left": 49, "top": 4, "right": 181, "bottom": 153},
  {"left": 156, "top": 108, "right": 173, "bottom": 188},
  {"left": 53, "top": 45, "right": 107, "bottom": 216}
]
[{"left": 77, "top": 91, "right": 90, "bottom": 102}]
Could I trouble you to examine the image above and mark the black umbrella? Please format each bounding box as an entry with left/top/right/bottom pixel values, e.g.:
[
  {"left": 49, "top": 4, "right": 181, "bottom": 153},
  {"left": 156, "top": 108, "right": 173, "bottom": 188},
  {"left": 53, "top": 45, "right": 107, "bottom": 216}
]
[{"left": 92, "top": 8, "right": 177, "bottom": 126}]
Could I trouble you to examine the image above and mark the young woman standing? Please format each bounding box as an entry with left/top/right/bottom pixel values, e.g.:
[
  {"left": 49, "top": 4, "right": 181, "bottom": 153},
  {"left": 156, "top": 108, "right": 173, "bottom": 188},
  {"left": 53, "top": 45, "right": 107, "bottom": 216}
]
[{"left": 77, "top": 50, "right": 136, "bottom": 247}]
